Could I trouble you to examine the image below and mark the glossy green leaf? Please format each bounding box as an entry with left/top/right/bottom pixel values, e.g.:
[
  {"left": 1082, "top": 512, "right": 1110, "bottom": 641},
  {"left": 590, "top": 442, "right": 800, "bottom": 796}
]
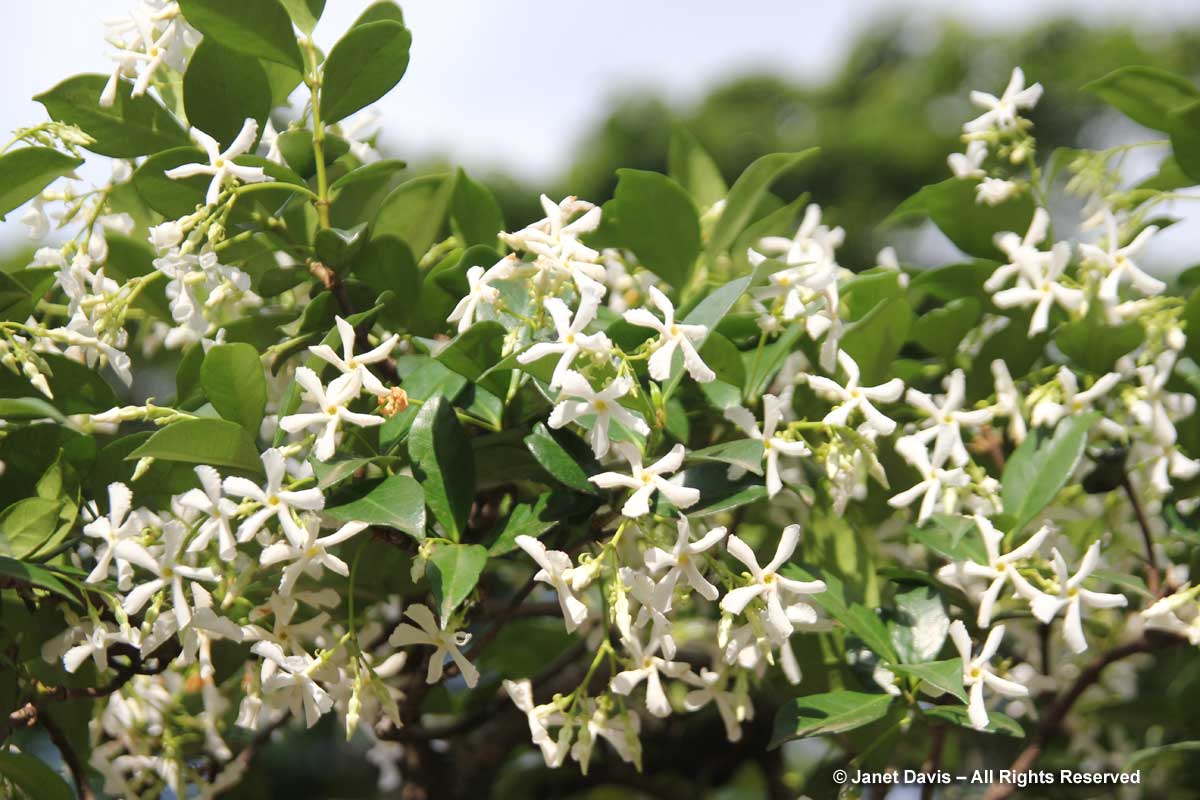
[
  {"left": 279, "top": 0, "right": 324, "bottom": 32},
  {"left": 428, "top": 542, "right": 488, "bottom": 626},
  {"left": 925, "top": 705, "right": 1024, "bottom": 737},
  {"left": 183, "top": 38, "right": 272, "bottom": 147},
  {"left": 841, "top": 296, "right": 914, "bottom": 384},
  {"left": 912, "top": 297, "right": 981, "bottom": 358},
  {"left": 1168, "top": 98, "right": 1200, "bottom": 181},
  {"left": 888, "top": 659, "right": 966, "bottom": 702},
  {"left": 1001, "top": 412, "right": 1097, "bottom": 532},
  {"left": 524, "top": 422, "right": 600, "bottom": 495},
  {"left": 373, "top": 173, "right": 457, "bottom": 261},
  {"left": 0, "top": 147, "right": 82, "bottom": 221},
  {"left": 1126, "top": 740, "right": 1200, "bottom": 771},
  {"left": 321, "top": 20, "right": 411, "bottom": 124},
  {"left": 325, "top": 473, "right": 426, "bottom": 539},
  {"left": 0, "top": 747, "right": 75, "bottom": 800},
  {"left": 885, "top": 177, "right": 1036, "bottom": 260},
  {"left": 132, "top": 146, "right": 208, "bottom": 218},
  {"left": 409, "top": 396, "right": 475, "bottom": 540},
  {"left": 0, "top": 353, "right": 118, "bottom": 415},
  {"left": 887, "top": 585, "right": 949, "bottom": 664},
  {"left": 706, "top": 149, "right": 818, "bottom": 261},
  {"left": 907, "top": 514, "right": 988, "bottom": 563},
  {"left": 34, "top": 73, "right": 189, "bottom": 157},
  {"left": 0, "top": 556, "right": 78, "bottom": 604},
  {"left": 610, "top": 169, "right": 700, "bottom": 288},
  {"left": 770, "top": 690, "right": 895, "bottom": 747},
  {"left": 1083, "top": 65, "right": 1200, "bottom": 131},
  {"left": 0, "top": 497, "right": 64, "bottom": 559},
  {"left": 784, "top": 566, "right": 899, "bottom": 662},
  {"left": 330, "top": 158, "right": 406, "bottom": 191},
  {"left": 201, "top": 343, "right": 267, "bottom": 434},
  {"left": 354, "top": 1, "right": 404, "bottom": 25},
  {"left": 688, "top": 439, "right": 764, "bottom": 476},
  {"left": 668, "top": 124, "right": 727, "bottom": 209},
  {"left": 128, "top": 418, "right": 263, "bottom": 475},
  {"left": 1054, "top": 312, "right": 1142, "bottom": 373},
  {"left": 178, "top": 0, "right": 304, "bottom": 69},
  {"left": 487, "top": 494, "right": 573, "bottom": 556},
  {"left": 451, "top": 168, "right": 504, "bottom": 248}
]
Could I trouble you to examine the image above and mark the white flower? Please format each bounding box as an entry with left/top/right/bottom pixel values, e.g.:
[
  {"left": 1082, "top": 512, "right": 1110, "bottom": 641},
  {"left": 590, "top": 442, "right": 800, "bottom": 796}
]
[
  {"left": 178, "top": 466, "right": 239, "bottom": 562},
  {"left": 42, "top": 610, "right": 137, "bottom": 674},
  {"left": 222, "top": 448, "right": 325, "bottom": 545},
  {"left": 1078, "top": 210, "right": 1164, "bottom": 303},
  {"left": 1141, "top": 588, "right": 1200, "bottom": 644},
  {"left": 590, "top": 443, "right": 699, "bottom": 517},
  {"left": 388, "top": 604, "right": 479, "bottom": 688},
  {"left": 904, "top": 369, "right": 994, "bottom": 467},
  {"left": 1131, "top": 351, "right": 1194, "bottom": 446},
  {"left": 992, "top": 242, "right": 1084, "bottom": 335},
  {"left": 251, "top": 641, "right": 334, "bottom": 728},
  {"left": 720, "top": 525, "right": 826, "bottom": 641},
  {"left": 259, "top": 519, "right": 369, "bottom": 596},
  {"left": 279, "top": 368, "right": 384, "bottom": 462},
  {"left": 515, "top": 535, "right": 589, "bottom": 632},
  {"left": 805, "top": 350, "right": 904, "bottom": 435},
  {"left": 83, "top": 482, "right": 141, "bottom": 588},
  {"left": 949, "top": 621, "right": 1029, "bottom": 729},
  {"left": 309, "top": 316, "right": 398, "bottom": 397},
  {"left": 681, "top": 667, "right": 752, "bottom": 742},
  {"left": 570, "top": 700, "right": 641, "bottom": 774},
  {"left": 948, "top": 140, "right": 987, "bottom": 179},
  {"left": 517, "top": 294, "right": 611, "bottom": 388},
  {"left": 503, "top": 679, "right": 572, "bottom": 768},
  {"left": 259, "top": 119, "right": 285, "bottom": 165},
  {"left": 620, "top": 566, "right": 678, "bottom": 657},
  {"left": 643, "top": 516, "right": 727, "bottom": 601},
  {"left": 990, "top": 359, "right": 1027, "bottom": 444},
  {"left": 148, "top": 220, "right": 184, "bottom": 253},
  {"left": 964, "top": 67, "right": 1043, "bottom": 134},
  {"left": 446, "top": 255, "right": 518, "bottom": 332},
  {"left": 889, "top": 437, "right": 971, "bottom": 524},
  {"left": 1028, "top": 542, "right": 1127, "bottom": 653},
  {"left": 165, "top": 119, "right": 270, "bottom": 206},
  {"left": 624, "top": 286, "right": 715, "bottom": 383},
  {"left": 748, "top": 204, "right": 844, "bottom": 290},
  {"left": 1030, "top": 368, "right": 1123, "bottom": 436},
  {"left": 549, "top": 371, "right": 649, "bottom": 458},
  {"left": 936, "top": 515, "right": 1048, "bottom": 627},
  {"left": 610, "top": 632, "right": 690, "bottom": 717},
  {"left": 117, "top": 521, "right": 219, "bottom": 629},
  {"left": 500, "top": 194, "right": 605, "bottom": 286},
  {"left": 724, "top": 393, "right": 811, "bottom": 496},
  {"left": 976, "top": 178, "right": 1020, "bottom": 206}
]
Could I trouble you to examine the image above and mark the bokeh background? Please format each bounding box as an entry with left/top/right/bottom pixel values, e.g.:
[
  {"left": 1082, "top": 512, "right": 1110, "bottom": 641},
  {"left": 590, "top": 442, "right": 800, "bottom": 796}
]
[{"left": 5, "top": 2, "right": 1200, "bottom": 797}]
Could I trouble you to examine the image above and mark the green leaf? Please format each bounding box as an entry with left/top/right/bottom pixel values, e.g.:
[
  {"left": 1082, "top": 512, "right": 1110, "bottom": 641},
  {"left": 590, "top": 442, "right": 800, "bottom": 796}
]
[
  {"left": 662, "top": 462, "right": 765, "bottom": 517},
  {"left": 668, "top": 125, "right": 727, "bottom": 210},
  {"left": 330, "top": 158, "right": 406, "bottom": 191},
  {"left": 0, "top": 147, "right": 82, "bottom": 221},
  {"left": 912, "top": 298, "right": 981, "bottom": 359},
  {"left": 487, "top": 494, "right": 571, "bottom": 556},
  {"left": 1001, "top": 413, "right": 1097, "bottom": 532},
  {"left": 783, "top": 565, "right": 898, "bottom": 661},
  {"left": 0, "top": 747, "right": 75, "bottom": 800},
  {"left": 1168, "top": 98, "right": 1200, "bottom": 182},
  {"left": 0, "top": 353, "right": 118, "bottom": 415},
  {"left": 352, "top": 234, "right": 420, "bottom": 329},
  {"left": 428, "top": 542, "right": 488, "bottom": 626},
  {"left": 524, "top": 422, "right": 600, "bottom": 495},
  {"left": 0, "top": 556, "right": 78, "bottom": 604},
  {"left": 1083, "top": 65, "right": 1200, "bottom": 132},
  {"left": 770, "top": 691, "right": 895, "bottom": 747},
  {"left": 0, "top": 497, "right": 64, "bottom": 559},
  {"left": 888, "top": 659, "right": 966, "bottom": 702},
  {"left": 907, "top": 514, "right": 987, "bottom": 564},
  {"left": 451, "top": 168, "right": 504, "bottom": 248},
  {"left": 841, "top": 296, "right": 914, "bottom": 384},
  {"left": 378, "top": 359, "right": 467, "bottom": 451},
  {"left": 436, "top": 321, "right": 507, "bottom": 396},
  {"left": 887, "top": 585, "right": 949, "bottom": 664},
  {"left": 201, "top": 343, "right": 267, "bottom": 434},
  {"left": 128, "top": 418, "right": 263, "bottom": 475},
  {"left": 0, "top": 397, "right": 66, "bottom": 424},
  {"left": 325, "top": 473, "right": 425, "bottom": 539},
  {"left": 609, "top": 169, "right": 700, "bottom": 288},
  {"left": 1054, "top": 312, "right": 1142, "bottom": 374},
  {"left": 373, "top": 173, "right": 457, "bottom": 261},
  {"left": 34, "top": 74, "right": 189, "bottom": 158},
  {"left": 1126, "top": 740, "right": 1200, "bottom": 771},
  {"left": 178, "top": 0, "right": 303, "bottom": 69},
  {"left": 688, "top": 439, "right": 764, "bottom": 476},
  {"left": 277, "top": 129, "right": 350, "bottom": 178},
  {"left": 885, "top": 177, "right": 1035, "bottom": 260},
  {"left": 409, "top": 396, "right": 475, "bottom": 540},
  {"left": 279, "top": 0, "right": 324, "bottom": 33},
  {"left": 321, "top": 20, "right": 412, "bottom": 124},
  {"left": 132, "top": 146, "right": 208, "bottom": 218},
  {"left": 924, "top": 705, "right": 1024, "bottom": 737},
  {"left": 706, "top": 149, "right": 818, "bottom": 261},
  {"left": 354, "top": 1, "right": 404, "bottom": 25},
  {"left": 183, "top": 38, "right": 272, "bottom": 148}
]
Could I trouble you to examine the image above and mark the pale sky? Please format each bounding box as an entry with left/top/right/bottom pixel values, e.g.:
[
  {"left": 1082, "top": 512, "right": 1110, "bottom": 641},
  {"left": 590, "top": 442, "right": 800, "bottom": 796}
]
[{"left": 2, "top": 0, "right": 1200, "bottom": 247}]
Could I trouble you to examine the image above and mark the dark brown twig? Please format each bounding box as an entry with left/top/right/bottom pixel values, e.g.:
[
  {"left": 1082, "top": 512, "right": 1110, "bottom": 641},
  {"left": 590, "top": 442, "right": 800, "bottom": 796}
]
[
  {"left": 40, "top": 709, "right": 95, "bottom": 800},
  {"left": 1121, "top": 474, "right": 1161, "bottom": 595}
]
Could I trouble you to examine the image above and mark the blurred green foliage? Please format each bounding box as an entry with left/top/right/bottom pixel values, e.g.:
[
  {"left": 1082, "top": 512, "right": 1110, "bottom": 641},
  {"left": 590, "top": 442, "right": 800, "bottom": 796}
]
[{"left": 485, "top": 19, "right": 1200, "bottom": 267}]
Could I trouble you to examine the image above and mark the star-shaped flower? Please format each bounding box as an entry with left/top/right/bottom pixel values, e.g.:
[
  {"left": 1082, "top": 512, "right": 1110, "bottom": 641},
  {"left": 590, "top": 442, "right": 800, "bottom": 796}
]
[
  {"left": 164, "top": 118, "right": 271, "bottom": 206},
  {"left": 589, "top": 443, "right": 699, "bottom": 517},
  {"left": 624, "top": 286, "right": 715, "bottom": 383}
]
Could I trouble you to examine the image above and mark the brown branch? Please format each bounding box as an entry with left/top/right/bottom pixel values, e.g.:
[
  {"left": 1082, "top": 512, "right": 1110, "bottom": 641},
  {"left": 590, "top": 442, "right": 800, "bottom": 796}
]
[
  {"left": 39, "top": 709, "right": 95, "bottom": 800},
  {"left": 307, "top": 259, "right": 400, "bottom": 384},
  {"left": 1121, "top": 474, "right": 1161, "bottom": 596},
  {"left": 920, "top": 726, "right": 946, "bottom": 800},
  {"left": 983, "top": 632, "right": 1181, "bottom": 800}
]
